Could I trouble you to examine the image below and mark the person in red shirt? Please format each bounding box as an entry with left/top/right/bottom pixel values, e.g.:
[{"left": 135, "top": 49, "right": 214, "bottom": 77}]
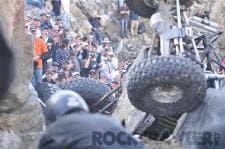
[{"left": 31, "top": 27, "right": 48, "bottom": 86}]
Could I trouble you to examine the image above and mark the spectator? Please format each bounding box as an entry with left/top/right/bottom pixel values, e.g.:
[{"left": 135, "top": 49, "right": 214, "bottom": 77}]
[
  {"left": 55, "top": 39, "right": 71, "bottom": 67},
  {"left": 89, "top": 16, "right": 103, "bottom": 44},
  {"left": 72, "top": 72, "right": 81, "bottom": 79},
  {"left": 70, "top": 50, "right": 81, "bottom": 73},
  {"left": 57, "top": 71, "right": 67, "bottom": 83},
  {"left": 43, "top": 69, "right": 56, "bottom": 84},
  {"left": 41, "top": 27, "right": 54, "bottom": 73},
  {"left": 32, "top": 17, "right": 42, "bottom": 37},
  {"left": 99, "top": 51, "right": 118, "bottom": 84},
  {"left": 41, "top": 13, "right": 53, "bottom": 29},
  {"left": 31, "top": 28, "right": 48, "bottom": 86},
  {"left": 89, "top": 69, "right": 98, "bottom": 80},
  {"left": 129, "top": 10, "right": 140, "bottom": 36},
  {"left": 51, "top": 0, "right": 61, "bottom": 17},
  {"left": 84, "top": 51, "right": 98, "bottom": 77},
  {"left": 97, "top": 37, "right": 113, "bottom": 54},
  {"left": 55, "top": 16, "right": 64, "bottom": 30},
  {"left": 119, "top": 1, "right": 129, "bottom": 38},
  {"left": 52, "top": 34, "right": 60, "bottom": 62}
]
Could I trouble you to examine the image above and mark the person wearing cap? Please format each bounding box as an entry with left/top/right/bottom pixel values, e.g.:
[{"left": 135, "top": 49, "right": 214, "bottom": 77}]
[
  {"left": 89, "top": 69, "right": 98, "bottom": 80},
  {"left": 31, "top": 27, "right": 48, "bottom": 86},
  {"left": 38, "top": 90, "right": 144, "bottom": 149},
  {"left": 41, "top": 13, "right": 53, "bottom": 30},
  {"left": 72, "top": 72, "right": 80, "bottom": 79},
  {"left": 32, "top": 16, "right": 42, "bottom": 37},
  {"left": 97, "top": 37, "right": 113, "bottom": 54},
  {"left": 51, "top": 0, "right": 61, "bottom": 17},
  {"left": 43, "top": 69, "right": 56, "bottom": 84},
  {"left": 99, "top": 51, "right": 118, "bottom": 84}
]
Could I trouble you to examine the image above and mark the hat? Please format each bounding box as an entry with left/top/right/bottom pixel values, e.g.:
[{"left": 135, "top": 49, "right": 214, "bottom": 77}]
[
  {"left": 41, "top": 26, "right": 49, "bottom": 30},
  {"left": 82, "top": 42, "right": 89, "bottom": 47},
  {"left": 72, "top": 72, "right": 80, "bottom": 76},
  {"left": 108, "top": 52, "right": 114, "bottom": 56},
  {"left": 56, "top": 16, "right": 62, "bottom": 20},
  {"left": 40, "top": 12, "right": 46, "bottom": 16},
  {"left": 102, "top": 37, "right": 110, "bottom": 43},
  {"left": 30, "top": 26, "right": 36, "bottom": 31},
  {"left": 89, "top": 69, "right": 96, "bottom": 74},
  {"left": 46, "top": 69, "right": 53, "bottom": 74},
  {"left": 52, "top": 62, "right": 60, "bottom": 67},
  {"left": 46, "top": 13, "right": 51, "bottom": 17},
  {"left": 33, "top": 16, "right": 41, "bottom": 21}
]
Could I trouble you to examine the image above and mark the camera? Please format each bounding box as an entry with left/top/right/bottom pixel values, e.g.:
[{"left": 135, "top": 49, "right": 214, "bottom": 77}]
[{"left": 89, "top": 52, "right": 96, "bottom": 57}]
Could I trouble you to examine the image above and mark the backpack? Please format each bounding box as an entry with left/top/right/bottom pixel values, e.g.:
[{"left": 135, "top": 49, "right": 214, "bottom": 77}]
[{"left": 138, "top": 22, "right": 145, "bottom": 34}]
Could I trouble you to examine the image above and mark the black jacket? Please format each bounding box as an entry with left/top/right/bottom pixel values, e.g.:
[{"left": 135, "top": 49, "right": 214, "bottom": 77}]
[{"left": 39, "top": 112, "right": 144, "bottom": 149}]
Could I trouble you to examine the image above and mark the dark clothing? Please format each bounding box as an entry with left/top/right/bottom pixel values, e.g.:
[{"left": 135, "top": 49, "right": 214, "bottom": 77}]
[
  {"left": 41, "top": 21, "right": 53, "bottom": 29},
  {"left": 89, "top": 18, "right": 101, "bottom": 29},
  {"left": 51, "top": 0, "right": 61, "bottom": 16},
  {"left": 120, "top": 6, "right": 129, "bottom": 19},
  {"left": 39, "top": 112, "right": 144, "bottom": 149},
  {"left": 129, "top": 11, "right": 139, "bottom": 20},
  {"left": 55, "top": 48, "right": 70, "bottom": 67},
  {"left": 52, "top": 42, "right": 60, "bottom": 62},
  {"left": 43, "top": 78, "right": 56, "bottom": 84}
]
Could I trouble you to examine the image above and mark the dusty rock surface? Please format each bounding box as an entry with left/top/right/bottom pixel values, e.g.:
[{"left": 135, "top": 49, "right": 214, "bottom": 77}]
[{"left": 0, "top": 0, "right": 44, "bottom": 148}]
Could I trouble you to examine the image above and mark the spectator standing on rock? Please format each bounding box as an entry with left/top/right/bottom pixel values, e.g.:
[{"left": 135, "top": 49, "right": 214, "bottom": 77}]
[
  {"left": 129, "top": 10, "right": 140, "bottom": 36},
  {"left": 89, "top": 15, "right": 103, "bottom": 44},
  {"left": 31, "top": 27, "right": 48, "bottom": 86},
  {"left": 120, "top": 1, "right": 129, "bottom": 39},
  {"left": 51, "top": 0, "right": 61, "bottom": 17}
]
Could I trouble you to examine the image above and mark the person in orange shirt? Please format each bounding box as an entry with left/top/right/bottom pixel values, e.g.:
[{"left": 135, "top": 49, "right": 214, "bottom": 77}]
[{"left": 31, "top": 27, "right": 48, "bottom": 86}]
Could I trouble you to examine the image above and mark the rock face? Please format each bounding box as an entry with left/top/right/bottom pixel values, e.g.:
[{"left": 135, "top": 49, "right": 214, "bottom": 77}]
[{"left": 0, "top": 0, "right": 44, "bottom": 148}]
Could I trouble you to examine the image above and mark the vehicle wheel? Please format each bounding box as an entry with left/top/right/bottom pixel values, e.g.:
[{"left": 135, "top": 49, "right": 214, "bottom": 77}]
[
  {"left": 35, "top": 83, "right": 60, "bottom": 103},
  {"left": 58, "top": 78, "right": 115, "bottom": 114},
  {"left": 125, "top": 0, "right": 158, "bottom": 18},
  {"left": 127, "top": 56, "right": 207, "bottom": 116}
]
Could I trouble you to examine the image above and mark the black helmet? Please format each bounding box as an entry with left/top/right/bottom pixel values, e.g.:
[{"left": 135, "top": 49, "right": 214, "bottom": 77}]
[{"left": 45, "top": 90, "right": 89, "bottom": 123}]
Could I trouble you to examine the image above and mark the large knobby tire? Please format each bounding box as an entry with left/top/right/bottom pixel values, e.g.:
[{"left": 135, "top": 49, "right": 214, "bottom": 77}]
[
  {"left": 35, "top": 83, "right": 61, "bottom": 103},
  {"left": 127, "top": 56, "right": 207, "bottom": 116},
  {"left": 58, "top": 78, "right": 115, "bottom": 113},
  {"left": 126, "top": 0, "right": 194, "bottom": 18},
  {"left": 126, "top": 0, "right": 157, "bottom": 18}
]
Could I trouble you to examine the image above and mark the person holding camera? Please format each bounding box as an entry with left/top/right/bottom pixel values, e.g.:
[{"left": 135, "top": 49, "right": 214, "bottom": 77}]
[
  {"left": 83, "top": 52, "right": 98, "bottom": 78},
  {"left": 99, "top": 51, "right": 118, "bottom": 84}
]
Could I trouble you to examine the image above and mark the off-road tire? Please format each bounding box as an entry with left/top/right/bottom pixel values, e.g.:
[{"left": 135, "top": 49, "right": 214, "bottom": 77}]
[
  {"left": 126, "top": 0, "right": 194, "bottom": 18},
  {"left": 59, "top": 78, "right": 115, "bottom": 113},
  {"left": 127, "top": 56, "right": 207, "bottom": 116},
  {"left": 35, "top": 83, "right": 60, "bottom": 103},
  {"left": 126, "top": 0, "right": 158, "bottom": 18}
]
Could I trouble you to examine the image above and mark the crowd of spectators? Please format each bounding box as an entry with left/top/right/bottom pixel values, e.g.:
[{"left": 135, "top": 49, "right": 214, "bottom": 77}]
[
  {"left": 25, "top": 0, "right": 144, "bottom": 91},
  {"left": 26, "top": 0, "right": 136, "bottom": 90}
]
